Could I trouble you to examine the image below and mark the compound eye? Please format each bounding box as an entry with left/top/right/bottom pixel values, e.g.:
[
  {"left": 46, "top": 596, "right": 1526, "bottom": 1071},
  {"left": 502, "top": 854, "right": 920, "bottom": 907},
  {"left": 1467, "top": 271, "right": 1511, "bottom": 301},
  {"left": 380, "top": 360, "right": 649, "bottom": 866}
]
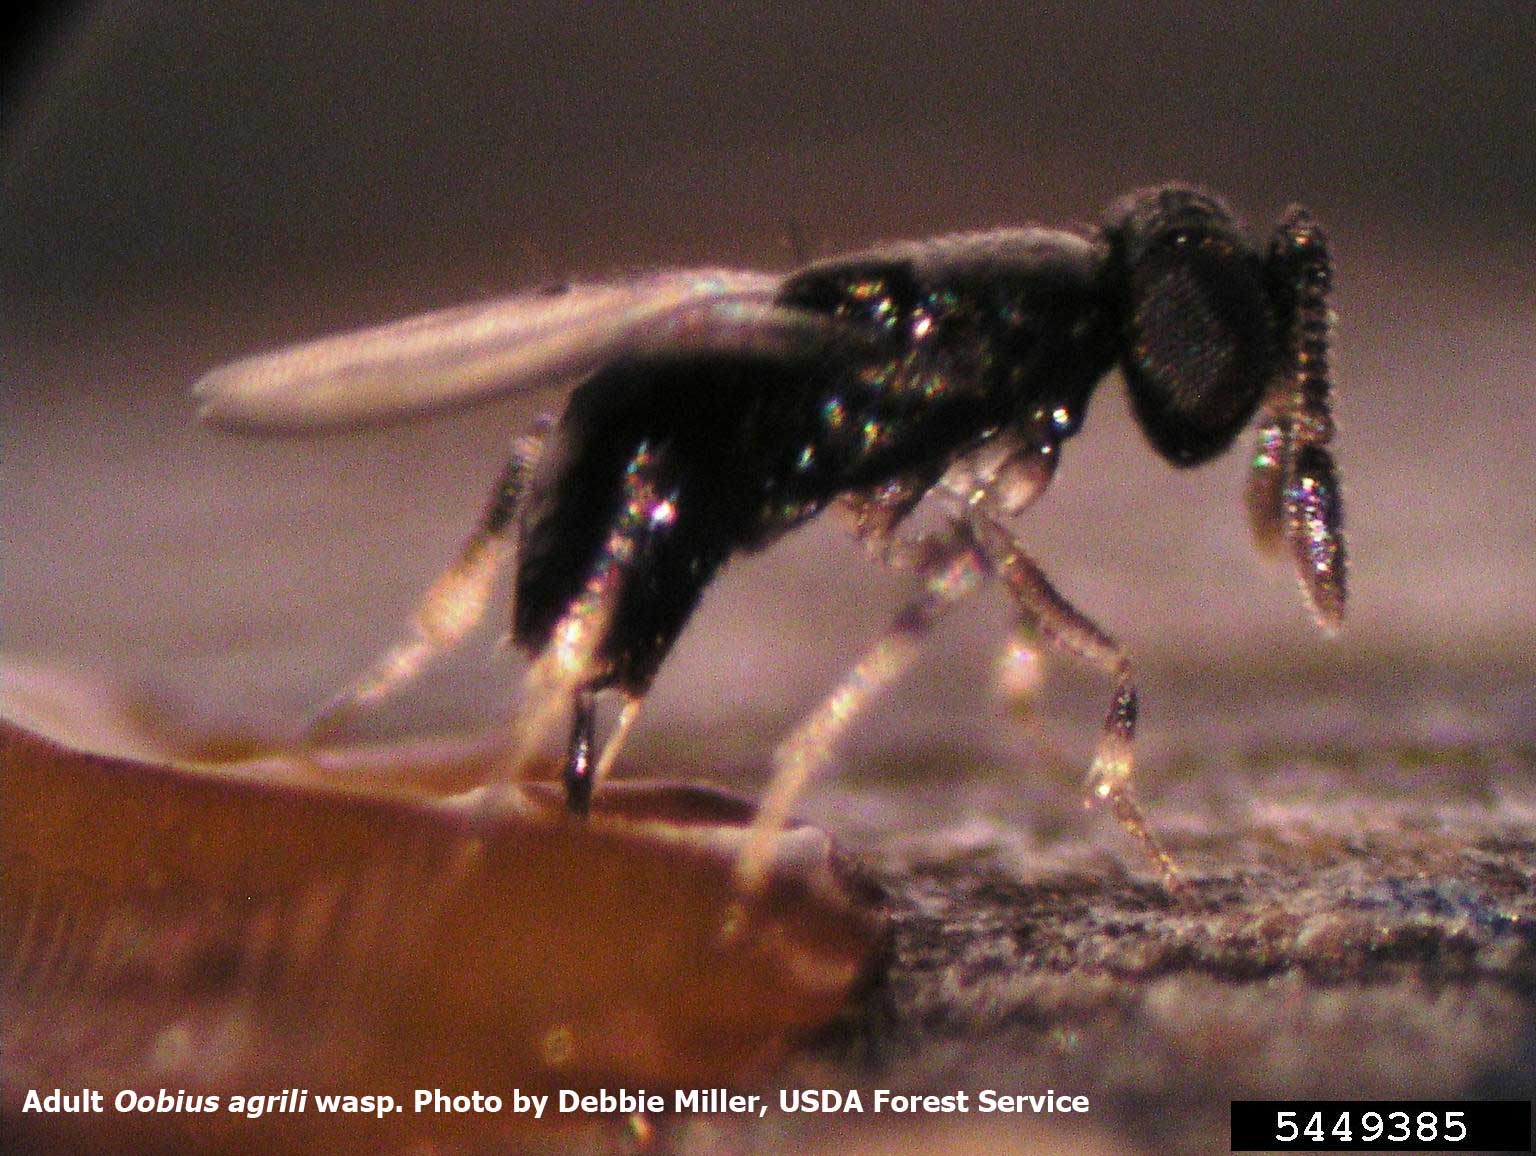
[{"left": 1121, "top": 221, "right": 1274, "bottom": 466}]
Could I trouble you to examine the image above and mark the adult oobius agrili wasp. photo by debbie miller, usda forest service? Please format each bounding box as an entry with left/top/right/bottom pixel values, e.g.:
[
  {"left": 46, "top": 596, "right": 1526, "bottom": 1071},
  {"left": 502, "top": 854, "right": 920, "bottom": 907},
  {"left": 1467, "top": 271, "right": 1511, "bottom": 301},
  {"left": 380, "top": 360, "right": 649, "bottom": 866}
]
[{"left": 195, "top": 184, "right": 1346, "bottom": 888}]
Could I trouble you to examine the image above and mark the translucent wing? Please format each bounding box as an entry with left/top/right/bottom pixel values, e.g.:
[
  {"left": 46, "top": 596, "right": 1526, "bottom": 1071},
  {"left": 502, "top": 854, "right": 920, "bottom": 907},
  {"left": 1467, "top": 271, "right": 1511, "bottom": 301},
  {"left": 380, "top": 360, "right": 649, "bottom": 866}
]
[{"left": 193, "top": 269, "right": 786, "bottom": 431}]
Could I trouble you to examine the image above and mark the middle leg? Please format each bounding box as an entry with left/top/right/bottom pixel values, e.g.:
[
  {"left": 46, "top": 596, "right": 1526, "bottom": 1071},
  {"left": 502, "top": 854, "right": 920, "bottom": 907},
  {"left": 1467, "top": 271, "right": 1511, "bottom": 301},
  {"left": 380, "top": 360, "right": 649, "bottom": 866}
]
[{"left": 733, "top": 521, "right": 989, "bottom": 894}]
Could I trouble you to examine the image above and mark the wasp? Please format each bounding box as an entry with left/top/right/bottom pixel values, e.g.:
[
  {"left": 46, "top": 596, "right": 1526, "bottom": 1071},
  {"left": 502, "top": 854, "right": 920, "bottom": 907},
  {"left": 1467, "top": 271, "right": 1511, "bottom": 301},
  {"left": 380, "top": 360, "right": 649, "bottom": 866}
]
[{"left": 195, "top": 185, "right": 1345, "bottom": 887}]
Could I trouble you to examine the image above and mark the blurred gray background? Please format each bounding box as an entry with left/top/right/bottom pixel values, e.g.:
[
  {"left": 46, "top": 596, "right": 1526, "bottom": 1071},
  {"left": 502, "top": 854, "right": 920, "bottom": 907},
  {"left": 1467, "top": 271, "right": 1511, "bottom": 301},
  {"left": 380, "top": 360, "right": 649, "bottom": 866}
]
[{"left": 2, "top": 3, "right": 1532, "bottom": 784}]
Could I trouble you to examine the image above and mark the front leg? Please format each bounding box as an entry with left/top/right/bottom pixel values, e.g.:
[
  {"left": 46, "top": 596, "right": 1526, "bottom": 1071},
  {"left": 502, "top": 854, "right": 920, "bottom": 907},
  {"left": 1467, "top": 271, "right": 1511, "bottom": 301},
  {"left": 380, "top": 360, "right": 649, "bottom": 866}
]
[{"left": 968, "top": 511, "right": 1181, "bottom": 886}]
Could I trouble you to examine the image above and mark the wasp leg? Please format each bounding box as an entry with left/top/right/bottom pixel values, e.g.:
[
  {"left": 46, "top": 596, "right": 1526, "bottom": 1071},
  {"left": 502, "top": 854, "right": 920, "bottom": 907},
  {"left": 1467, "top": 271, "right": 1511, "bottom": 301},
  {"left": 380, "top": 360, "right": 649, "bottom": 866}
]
[
  {"left": 968, "top": 512, "right": 1181, "bottom": 886},
  {"left": 944, "top": 433, "right": 1061, "bottom": 714},
  {"left": 304, "top": 427, "right": 544, "bottom": 743},
  {"left": 836, "top": 476, "right": 934, "bottom": 567},
  {"left": 994, "top": 626, "right": 1047, "bottom": 710},
  {"left": 733, "top": 524, "right": 988, "bottom": 895},
  {"left": 592, "top": 693, "right": 642, "bottom": 786}
]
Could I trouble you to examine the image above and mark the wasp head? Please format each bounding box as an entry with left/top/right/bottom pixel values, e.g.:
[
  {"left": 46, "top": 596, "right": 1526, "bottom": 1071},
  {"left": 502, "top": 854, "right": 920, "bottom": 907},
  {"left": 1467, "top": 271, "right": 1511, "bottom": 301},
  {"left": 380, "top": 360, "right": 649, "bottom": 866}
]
[{"left": 1104, "top": 185, "right": 1346, "bottom": 630}]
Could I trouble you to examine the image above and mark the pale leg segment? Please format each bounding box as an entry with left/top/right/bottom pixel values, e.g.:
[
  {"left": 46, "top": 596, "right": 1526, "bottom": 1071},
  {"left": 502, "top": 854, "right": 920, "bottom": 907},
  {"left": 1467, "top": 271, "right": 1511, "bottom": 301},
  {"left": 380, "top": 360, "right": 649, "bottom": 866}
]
[
  {"left": 593, "top": 694, "right": 642, "bottom": 786},
  {"left": 968, "top": 512, "right": 1181, "bottom": 885},
  {"left": 304, "top": 430, "right": 543, "bottom": 743},
  {"left": 733, "top": 526, "right": 988, "bottom": 895}
]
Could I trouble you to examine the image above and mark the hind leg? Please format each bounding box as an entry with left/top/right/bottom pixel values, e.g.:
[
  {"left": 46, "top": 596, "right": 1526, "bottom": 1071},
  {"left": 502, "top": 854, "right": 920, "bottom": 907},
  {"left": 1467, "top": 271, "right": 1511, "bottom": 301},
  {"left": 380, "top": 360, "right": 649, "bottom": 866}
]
[{"left": 305, "top": 426, "right": 545, "bottom": 742}]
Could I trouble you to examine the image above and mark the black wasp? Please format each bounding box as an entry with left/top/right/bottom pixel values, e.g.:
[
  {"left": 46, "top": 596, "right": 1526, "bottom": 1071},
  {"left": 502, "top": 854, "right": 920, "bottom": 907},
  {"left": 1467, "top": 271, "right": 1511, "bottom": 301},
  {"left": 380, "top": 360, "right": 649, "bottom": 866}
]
[{"left": 196, "top": 185, "right": 1345, "bottom": 886}]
